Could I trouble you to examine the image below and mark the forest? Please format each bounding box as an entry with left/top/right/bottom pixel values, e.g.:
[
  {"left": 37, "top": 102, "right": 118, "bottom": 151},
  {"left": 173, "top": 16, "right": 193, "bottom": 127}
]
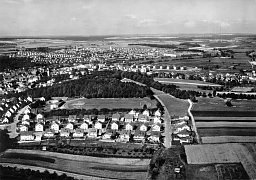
[{"left": 10, "top": 71, "right": 154, "bottom": 100}]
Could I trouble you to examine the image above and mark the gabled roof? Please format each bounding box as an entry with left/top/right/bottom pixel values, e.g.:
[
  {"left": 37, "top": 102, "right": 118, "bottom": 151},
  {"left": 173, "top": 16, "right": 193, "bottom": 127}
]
[
  {"left": 112, "top": 113, "right": 120, "bottom": 119},
  {"left": 20, "top": 131, "right": 34, "bottom": 136},
  {"left": 97, "top": 115, "right": 105, "bottom": 119},
  {"left": 74, "top": 128, "right": 84, "bottom": 134},
  {"left": 60, "top": 128, "right": 71, "bottom": 133},
  {"left": 134, "top": 130, "right": 146, "bottom": 136},
  {"left": 124, "top": 114, "right": 134, "bottom": 119}
]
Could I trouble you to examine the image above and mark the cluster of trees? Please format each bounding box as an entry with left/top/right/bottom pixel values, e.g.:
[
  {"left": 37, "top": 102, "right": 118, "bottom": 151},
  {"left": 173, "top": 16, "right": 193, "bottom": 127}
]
[
  {"left": 0, "top": 166, "right": 76, "bottom": 180},
  {"left": 119, "top": 71, "right": 201, "bottom": 100},
  {"left": 0, "top": 130, "right": 17, "bottom": 152},
  {"left": 0, "top": 56, "right": 41, "bottom": 71},
  {"left": 217, "top": 93, "right": 256, "bottom": 100},
  {"left": 148, "top": 146, "right": 186, "bottom": 179},
  {"left": 43, "top": 108, "right": 160, "bottom": 118},
  {"left": 10, "top": 71, "right": 154, "bottom": 100},
  {"left": 16, "top": 144, "right": 155, "bottom": 159}
]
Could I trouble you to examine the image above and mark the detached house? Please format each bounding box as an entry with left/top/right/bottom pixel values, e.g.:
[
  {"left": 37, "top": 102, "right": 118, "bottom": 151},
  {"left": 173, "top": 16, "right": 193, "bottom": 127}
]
[
  {"left": 139, "top": 123, "right": 148, "bottom": 132},
  {"left": 110, "top": 121, "right": 119, "bottom": 130},
  {"left": 20, "top": 131, "right": 34, "bottom": 141},
  {"left": 73, "top": 129, "right": 84, "bottom": 138},
  {"left": 133, "top": 130, "right": 146, "bottom": 141},
  {"left": 112, "top": 113, "right": 120, "bottom": 121},
  {"left": 80, "top": 122, "right": 89, "bottom": 130},
  {"left": 149, "top": 131, "right": 161, "bottom": 142},
  {"left": 154, "top": 109, "right": 161, "bottom": 117},
  {"left": 60, "top": 128, "right": 71, "bottom": 137},
  {"left": 20, "top": 125, "right": 29, "bottom": 132},
  {"left": 66, "top": 122, "right": 74, "bottom": 130},
  {"left": 151, "top": 123, "right": 161, "bottom": 132},
  {"left": 68, "top": 115, "right": 77, "bottom": 122},
  {"left": 125, "top": 122, "right": 134, "bottom": 131},
  {"left": 97, "top": 115, "right": 106, "bottom": 123},
  {"left": 124, "top": 114, "right": 134, "bottom": 123},
  {"left": 88, "top": 128, "right": 97, "bottom": 138},
  {"left": 35, "top": 122, "right": 44, "bottom": 132},
  {"left": 95, "top": 121, "right": 103, "bottom": 130},
  {"left": 138, "top": 114, "right": 148, "bottom": 122},
  {"left": 22, "top": 114, "right": 30, "bottom": 121},
  {"left": 119, "top": 130, "right": 130, "bottom": 142},
  {"left": 43, "top": 129, "right": 55, "bottom": 138},
  {"left": 102, "top": 129, "right": 113, "bottom": 140},
  {"left": 36, "top": 113, "right": 43, "bottom": 120},
  {"left": 142, "top": 109, "right": 150, "bottom": 117},
  {"left": 153, "top": 116, "right": 161, "bottom": 124},
  {"left": 50, "top": 121, "right": 60, "bottom": 133}
]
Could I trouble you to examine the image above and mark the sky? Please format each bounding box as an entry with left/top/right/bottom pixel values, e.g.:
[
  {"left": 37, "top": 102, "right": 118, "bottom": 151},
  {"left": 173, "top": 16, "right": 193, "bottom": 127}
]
[{"left": 0, "top": 0, "right": 256, "bottom": 37}]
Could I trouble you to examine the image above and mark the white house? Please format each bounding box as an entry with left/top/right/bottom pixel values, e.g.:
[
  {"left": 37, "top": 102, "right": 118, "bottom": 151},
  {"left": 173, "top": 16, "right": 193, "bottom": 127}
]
[
  {"left": 129, "top": 109, "right": 136, "bottom": 115},
  {"left": 139, "top": 124, "right": 148, "bottom": 132},
  {"left": 80, "top": 122, "right": 89, "bottom": 130},
  {"left": 20, "top": 125, "right": 29, "bottom": 132},
  {"left": 151, "top": 124, "right": 161, "bottom": 132},
  {"left": 21, "top": 120, "right": 30, "bottom": 126},
  {"left": 88, "top": 128, "right": 97, "bottom": 138},
  {"left": 154, "top": 109, "right": 161, "bottom": 117},
  {"left": 142, "top": 110, "right": 150, "bottom": 117},
  {"left": 153, "top": 116, "right": 161, "bottom": 124},
  {"left": 119, "top": 130, "right": 130, "bottom": 142},
  {"left": 36, "top": 113, "right": 43, "bottom": 120},
  {"left": 43, "top": 129, "right": 55, "bottom": 138},
  {"left": 95, "top": 121, "right": 102, "bottom": 130},
  {"left": 73, "top": 129, "right": 84, "bottom": 138},
  {"left": 2, "top": 117, "right": 9, "bottom": 124},
  {"left": 50, "top": 122, "right": 60, "bottom": 133},
  {"left": 125, "top": 123, "right": 134, "bottom": 131},
  {"left": 35, "top": 123, "right": 44, "bottom": 132},
  {"left": 20, "top": 131, "right": 34, "bottom": 141},
  {"left": 22, "top": 114, "right": 30, "bottom": 121},
  {"left": 110, "top": 122, "right": 119, "bottom": 130},
  {"left": 60, "top": 128, "right": 71, "bottom": 137},
  {"left": 138, "top": 114, "right": 148, "bottom": 122},
  {"left": 66, "top": 122, "right": 74, "bottom": 130},
  {"left": 24, "top": 108, "right": 31, "bottom": 114}
]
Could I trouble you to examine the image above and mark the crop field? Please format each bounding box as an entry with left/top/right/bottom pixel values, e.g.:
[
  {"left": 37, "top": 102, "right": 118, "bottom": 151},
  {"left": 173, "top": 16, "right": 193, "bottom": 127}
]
[
  {"left": 195, "top": 116, "right": 256, "bottom": 121},
  {"left": 196, "top": 122, "right": 256, "bottom": 128},
  {"left": 185, "top": 143, "right": 256, "bottom": 179},
  {"left": 1, "top": 149, "right": 149, "bottom": 180},
  {"left": 197, "top": 127, "right": 256, "bottom": 137},
  {"left": 192, "top": 97, "right": 256, "bottom": 113},
  {"left": 154, "top": 78, "right": 222, "bottom": 87},
  {"left": 186, "top": 163, "right": 249, "bottom": 180},
  {"left": 62, "top": 97, "right": 157, "bottom": 110},
  {"left": 201, "top": 136, "right": 256, "bottom": 144},
  {"left": 156, "top": 94, "right": 189, "bottom": 116}
]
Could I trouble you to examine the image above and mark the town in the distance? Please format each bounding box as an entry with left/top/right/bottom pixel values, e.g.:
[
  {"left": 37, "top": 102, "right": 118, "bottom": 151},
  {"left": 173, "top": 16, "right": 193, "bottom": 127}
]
[{"left": 0, "top": 34, "right": 256, "bottom": 180}]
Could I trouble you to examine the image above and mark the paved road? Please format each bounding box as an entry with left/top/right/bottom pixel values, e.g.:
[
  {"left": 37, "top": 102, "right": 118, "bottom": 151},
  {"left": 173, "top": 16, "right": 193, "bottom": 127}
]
[{"left": 0, "top": 105, "right": 30, "bottom": 138}]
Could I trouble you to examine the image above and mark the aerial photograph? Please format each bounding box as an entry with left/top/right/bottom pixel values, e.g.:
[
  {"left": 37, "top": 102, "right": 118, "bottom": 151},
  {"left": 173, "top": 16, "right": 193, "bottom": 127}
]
[{"left": 0, "top": 0, "right": 256, "bottom": 179}]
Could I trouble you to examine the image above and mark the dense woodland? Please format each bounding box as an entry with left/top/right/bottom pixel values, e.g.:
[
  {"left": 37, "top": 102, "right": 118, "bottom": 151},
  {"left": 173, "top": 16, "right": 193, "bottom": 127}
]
[
  {"left": 0, "top": 56, "right": 42, "bottom": 71},
  {"left": 10, "top": 71, "right": 154, "bottom": 100}
]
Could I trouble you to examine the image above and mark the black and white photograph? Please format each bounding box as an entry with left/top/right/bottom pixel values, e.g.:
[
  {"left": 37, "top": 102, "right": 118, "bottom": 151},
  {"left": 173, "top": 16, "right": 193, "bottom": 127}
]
[{"left": 0, "top": 0, "right": 256, "bottom": 179}]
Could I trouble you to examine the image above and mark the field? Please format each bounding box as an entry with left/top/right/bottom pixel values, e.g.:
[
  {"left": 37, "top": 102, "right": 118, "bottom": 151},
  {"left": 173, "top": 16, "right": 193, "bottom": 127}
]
[
  {"left": 185, "top": 143, "right": 256, "bottom": 179},
  {"left": 155, "top": 94, "right": 189, "bottom": 116},
  {"left": 192, "top": 97, "right": 256, "bottom": 141},
  {"left": 62, "top": 97, "right": 157, "bottom": 110},
  {"left": 192, "top": 97, "right": 256, "bottom": 112},
  {"left": 0, "top": 149, "right": 149, "bottom": 180},
  {"left": 154, "top": 78, "right": 222, "bottom": 87},
  {"left": 186, "top": 163, "right": 249, "bottom": 180},
  {"left": 198, "top": 127, "right": 256, "bottom": 137},
  {"left": 201, "top": 136, "right": 256, "bottom": 144}
]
